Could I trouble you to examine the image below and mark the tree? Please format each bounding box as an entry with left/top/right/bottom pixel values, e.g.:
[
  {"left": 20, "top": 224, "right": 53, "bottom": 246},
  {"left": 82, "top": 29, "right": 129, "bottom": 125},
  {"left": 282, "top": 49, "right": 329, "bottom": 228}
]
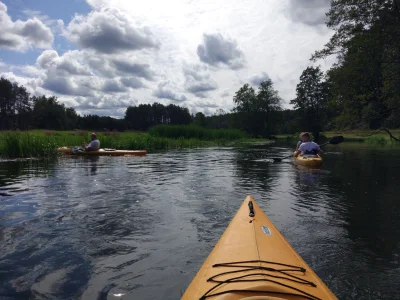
[
  {"left": 233, "top": 80, "right": 282, "bottom": 137},
  {"left": 313, "top": 0, "right": 400, "bottom": 61},
  {"left": 193, "top": 112, "right": 206, "bottom": 127},
  {"left": 0, "top": 77, "right": 34, "bottom": 129},
  {"left": 124, "top": 103, "right": 191, "bottom": 130},
  {"left": 0, "top": 77, "right": 16, "bottom": 129},
  {"left": 257, "top": 79, "right": 282, "bottom": 136},
  {"left": 233, "top": 84, "right": 257, "bottom": 113},
  {"left": 211, "top": 109, "right": 228, "bottom": 129},
  {"left": 291, "top": 66, "right": 329, "bottom": 141},
  {"left": 32, "top": 96, "right": 69, "bottom": 130},
  {"left": 66, "top": 107, "right": 78, "bottom": 129},
  {"left": 233, "top": 84, "right": 257, "bottom": 135},
  {"left": 14, "top": 84, "right": 32, "bottom": 129},
  {"left": 313, "top": 0, "right": 400, "bottom": 129}
]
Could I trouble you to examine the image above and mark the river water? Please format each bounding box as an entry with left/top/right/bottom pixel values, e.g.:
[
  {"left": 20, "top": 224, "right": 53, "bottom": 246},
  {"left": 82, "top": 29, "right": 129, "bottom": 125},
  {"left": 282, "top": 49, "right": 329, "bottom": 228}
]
[{"left": 0, "top": 142, "right": 399, "bottom": 300}]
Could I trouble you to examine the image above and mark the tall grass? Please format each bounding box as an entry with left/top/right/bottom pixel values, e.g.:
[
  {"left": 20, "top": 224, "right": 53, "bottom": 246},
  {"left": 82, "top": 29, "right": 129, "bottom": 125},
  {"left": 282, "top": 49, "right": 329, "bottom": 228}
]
[
  {"left": 324, "top": 129, "right": 400, "bottom": 143},
  {"left": 0, "top": 128, "right": 254, "bottom": 158},
  {"left": 148, "top": 125, "right": 247, "bottom": 140},
  {"left": 365, "top": 135, "right": 388, "bottom": 144},
  {"left": 0, "top": 132, "right": 58, "bottom": 158}
]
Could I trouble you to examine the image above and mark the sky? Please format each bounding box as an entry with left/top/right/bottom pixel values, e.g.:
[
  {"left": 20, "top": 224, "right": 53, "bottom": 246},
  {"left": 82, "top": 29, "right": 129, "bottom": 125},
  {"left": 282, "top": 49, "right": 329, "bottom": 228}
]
[{"left": 0, "top": 0, "right": 334, "bottom": 117}]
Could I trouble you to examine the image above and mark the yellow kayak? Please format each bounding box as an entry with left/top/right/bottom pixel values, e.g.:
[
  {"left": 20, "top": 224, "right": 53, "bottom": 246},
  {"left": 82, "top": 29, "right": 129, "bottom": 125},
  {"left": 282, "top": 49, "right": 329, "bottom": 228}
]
[
  {"left": 182, "top": 196, "right": 337, "bottom": 300},
  {"left": 57, "top": 147, "right": 147, "bottom": 156},
  {"left": 293, "top": 153, "right": 323, "bottom": 167}
]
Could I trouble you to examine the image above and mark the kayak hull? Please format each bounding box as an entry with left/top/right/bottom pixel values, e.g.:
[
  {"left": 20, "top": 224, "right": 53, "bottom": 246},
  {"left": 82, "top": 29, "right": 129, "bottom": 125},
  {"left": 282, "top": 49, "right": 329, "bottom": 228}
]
[
  {"left": 293, "top": 153, "right": 323, "bottom": 167},
  {"left": 182, "top": 196, "right": 337, "bottom": 300},
  {"left": 57, "top": 147, "right": 147, "bottom": 156}
]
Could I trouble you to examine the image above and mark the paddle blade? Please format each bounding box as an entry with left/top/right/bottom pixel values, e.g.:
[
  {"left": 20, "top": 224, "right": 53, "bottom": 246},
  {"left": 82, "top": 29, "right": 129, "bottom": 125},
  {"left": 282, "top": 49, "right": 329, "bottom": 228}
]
[{"left": 329, "top": 136, "right": 344, "bottom": 145}]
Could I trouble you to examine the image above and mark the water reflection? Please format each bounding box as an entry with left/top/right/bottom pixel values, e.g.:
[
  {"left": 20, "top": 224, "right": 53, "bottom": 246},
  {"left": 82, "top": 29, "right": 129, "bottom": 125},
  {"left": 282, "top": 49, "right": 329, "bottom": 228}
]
[{"left": 0, "top": 144, "right": 399, "bottom": 300}]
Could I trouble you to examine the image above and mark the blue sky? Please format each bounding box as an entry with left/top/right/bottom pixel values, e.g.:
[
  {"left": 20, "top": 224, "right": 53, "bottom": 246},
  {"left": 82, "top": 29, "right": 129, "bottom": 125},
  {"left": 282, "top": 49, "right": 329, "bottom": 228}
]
[
  {"left": 1, "top": 0, "right": 90, "bottom": 64},
  {"left": 0, "top": 0, "right": 334, "bottom": 117}
]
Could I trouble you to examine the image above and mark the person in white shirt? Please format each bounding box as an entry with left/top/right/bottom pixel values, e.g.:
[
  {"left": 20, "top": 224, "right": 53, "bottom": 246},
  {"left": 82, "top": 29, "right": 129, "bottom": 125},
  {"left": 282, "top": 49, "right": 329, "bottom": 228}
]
[
  {"left": 83, "top": 133, "right": 100, "bottom": 151},
  {"left": 294, "top": 132, "right": 321, "bottom": 157}
]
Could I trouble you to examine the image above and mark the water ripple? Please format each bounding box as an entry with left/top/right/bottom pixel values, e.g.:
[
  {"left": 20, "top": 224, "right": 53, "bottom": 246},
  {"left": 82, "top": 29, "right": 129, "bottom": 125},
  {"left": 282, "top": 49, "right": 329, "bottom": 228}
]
[{"left": 0, "top": 145, "right": 400, "bottom": 299}]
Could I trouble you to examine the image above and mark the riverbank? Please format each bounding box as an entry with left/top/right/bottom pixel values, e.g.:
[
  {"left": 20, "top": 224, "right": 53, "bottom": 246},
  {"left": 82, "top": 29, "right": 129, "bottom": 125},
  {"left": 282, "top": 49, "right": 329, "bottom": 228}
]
[
  {"left": 0, "top": 127, "right": 265, "bottom": 158},
  {"left": 275, "top": 129, "right": 400, "bottom": 144}
]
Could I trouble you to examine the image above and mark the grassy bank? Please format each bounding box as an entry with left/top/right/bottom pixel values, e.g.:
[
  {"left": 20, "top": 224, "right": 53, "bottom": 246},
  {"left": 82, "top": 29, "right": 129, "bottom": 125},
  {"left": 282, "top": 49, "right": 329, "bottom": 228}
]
[
  {"left": 275, "top": 129, "right": 400, "bottom": 145},
  {"left": 323, "top": 130, "right": 400, "bottom": 144},
  {"left": 0, "top": 128, "right": 259, "bottom": 158}
]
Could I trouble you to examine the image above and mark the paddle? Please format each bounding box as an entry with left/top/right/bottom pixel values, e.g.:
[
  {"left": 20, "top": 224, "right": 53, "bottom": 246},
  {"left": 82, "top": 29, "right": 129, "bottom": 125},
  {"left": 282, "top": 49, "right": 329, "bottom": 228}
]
[
  {"left": 271, "top": 135, "right": 344, "bottom": 162},
  {"left": 72, "top": 146, "right": 85, "bottom": 154}
]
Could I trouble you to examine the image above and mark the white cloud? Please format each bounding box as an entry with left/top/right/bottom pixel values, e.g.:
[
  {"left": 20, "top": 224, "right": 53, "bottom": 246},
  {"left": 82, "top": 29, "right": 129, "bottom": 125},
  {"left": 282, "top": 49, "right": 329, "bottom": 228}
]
[
  {"left": 22, "top": 9, "right": 63, "bottom": 32},
  {"left": 0, "top": 1, "right": 53, "bottom": 51},
  {"left": 120, "top": 77, "right": 145, "bottom": 89},
  {"left": 33, "top": 49, "right": 150, "bottom": 100},
  {"left": 0, "top": 71, "right": 45, "bottom": 96},
  {"left": 37, "top": 50, "right": 91, "bottom": 76},
  {"left": 249, "top": 72, "right": 270, "bottom": 86},
  {"left": 220, "top": 90, "right": 231, "bottom": 98},
  {"left": 197, "top": 33, "right": 245, "bottom": 69},
  {"left": 183, "top": 64, "right": 218, "bottom": 98},
  {"left": 74, "top": 95, "right": 136, "bottom": 117},
  {"left": 111, "top": 58, "right": 155, "bottom": 80},
  {"left": 65, "top": 7, "right": 160, "bottom": 54},
  {"left": 153, "top": 81, "right": 187, "bottom": 102},
  {"left": 287, "top": 0, "right": 331, "bottom": 26},
  {"left": 79, "top": 0, "right": 334, "bottom": 109},
  {"left": 188, "top": 101, "right": 219, "bottom": 116},
  {"left": 101, "top": 79, "right": 128, "bottom": 93},
  {"left": 42, "top": 76, "right": 96, "bottom": 97},
  {"left": 1, "top": 0, "right": 335, "bottom": 116}
]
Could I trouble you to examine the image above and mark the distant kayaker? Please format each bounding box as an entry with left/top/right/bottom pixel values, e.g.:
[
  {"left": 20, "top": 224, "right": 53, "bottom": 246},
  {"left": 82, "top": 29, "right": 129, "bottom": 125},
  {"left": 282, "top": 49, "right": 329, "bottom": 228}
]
[
  {"left": 294, "top": 132, "right": 321, "bottom": 157},
  {"left": 83, "top": 133, "right": 100, "bottom": 151}
]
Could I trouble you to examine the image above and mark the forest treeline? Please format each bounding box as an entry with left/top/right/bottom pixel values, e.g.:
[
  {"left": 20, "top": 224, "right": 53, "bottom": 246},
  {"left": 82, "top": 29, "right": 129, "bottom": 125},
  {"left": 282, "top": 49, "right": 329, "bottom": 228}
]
[
  {"left": 0, "top": 76, "right": 295, "bottom": 135},
  {"left": 1, "top": 1, "right": 399, "bottom": 137}
]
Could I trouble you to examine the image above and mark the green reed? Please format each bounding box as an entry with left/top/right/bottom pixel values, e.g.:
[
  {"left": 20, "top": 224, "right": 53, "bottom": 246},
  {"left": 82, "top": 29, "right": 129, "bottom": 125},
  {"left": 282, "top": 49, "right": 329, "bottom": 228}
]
[
  {"left": 0, "top": 129, "right": 256, "bottom": 158},
  {"left": 148, "top": 125, "right": 247, "bottom": 140},
  {"left": 364, "top": 135, "right": 390, "bottom": 144},
  {"left": 0, "top": 132, "right": 59, "bottom": 158}
]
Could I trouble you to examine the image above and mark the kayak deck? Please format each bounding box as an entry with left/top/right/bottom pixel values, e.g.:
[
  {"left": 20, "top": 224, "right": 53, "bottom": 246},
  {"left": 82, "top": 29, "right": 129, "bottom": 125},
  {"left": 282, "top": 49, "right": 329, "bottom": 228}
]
[
  {"left": 182, "top": 196, "right": 337, "bottom": 300},
  {"left": 293, "top": 153, "right": 323, "bottom": 167},
  {"left": 57, "top": 147, "right": 147, "bottom": 156}
]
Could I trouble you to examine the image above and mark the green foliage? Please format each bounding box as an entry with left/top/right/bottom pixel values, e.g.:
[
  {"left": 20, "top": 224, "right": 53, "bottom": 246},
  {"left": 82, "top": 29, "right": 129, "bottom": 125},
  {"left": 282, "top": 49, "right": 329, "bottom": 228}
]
[
  {"left": 0, "top": 78, "right": 32, "bottom": 130},
  {"left": 291, "top": 66, "right": 328, "bottom": 111},
  {"left": 233, "top": 79, "right": 282, "bottom": 137},
  {"left": 365, "top": 135, "right": 388, "bottom": 145},
  {"left": 125, "top": 103, "right": 192, "bottom": 130},
  {"left": 193, "top": 112, "right": 206, "bottom": 127},
  {"left": 312, "top": 0, "right": 400, "bottom": 130},
  {"left": 290, "top": 66, "right": 329, "bottom": 141},
  {"left": 0, "top": 132, "right": 58, "bottom": 158},
  {"left": 32, "top": 96, "right": 71, "bottom": 130},
  {"left": 0, "top": 129, "right": 253, "bottom": 158},
  {"left": 233, "top": 84, "right": 257, "bottom": 113},
  {"left": 148, "top": 125, "right": 247, "bottom": 140},
  {"left": 0, "top": 78, "right": 193, "bottom": 132}
]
